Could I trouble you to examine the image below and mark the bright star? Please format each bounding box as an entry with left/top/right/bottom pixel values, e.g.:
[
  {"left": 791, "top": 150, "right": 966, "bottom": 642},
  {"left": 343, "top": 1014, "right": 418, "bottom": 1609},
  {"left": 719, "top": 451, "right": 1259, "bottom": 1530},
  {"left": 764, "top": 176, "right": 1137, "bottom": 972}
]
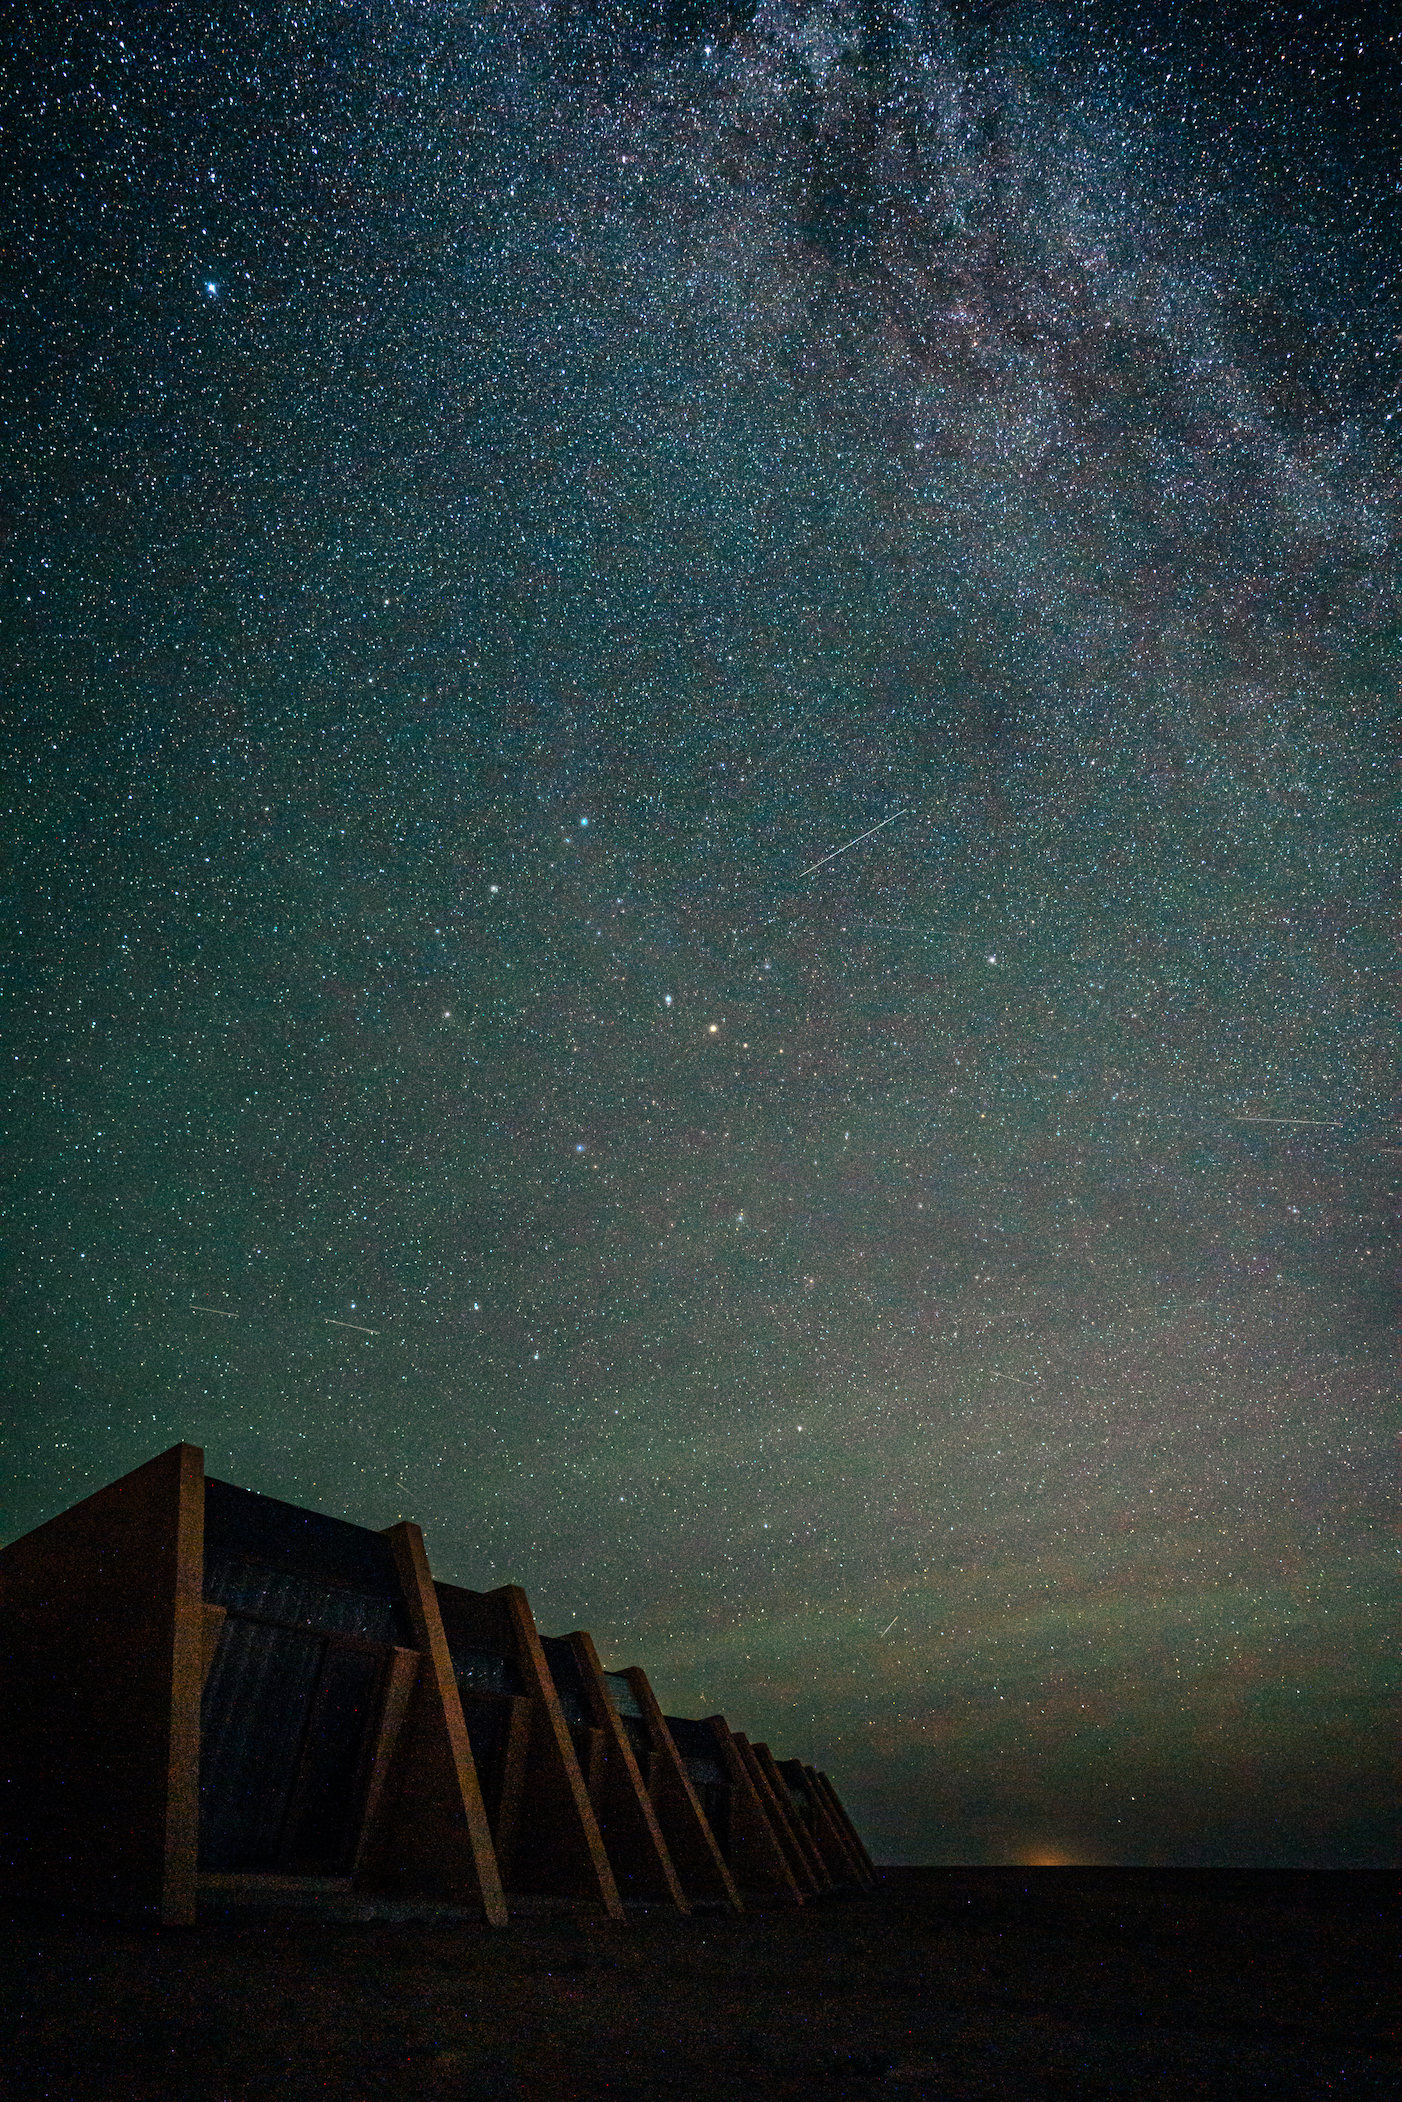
[{"left": 204, "top": 281, "right": 218, "bottom": 298}]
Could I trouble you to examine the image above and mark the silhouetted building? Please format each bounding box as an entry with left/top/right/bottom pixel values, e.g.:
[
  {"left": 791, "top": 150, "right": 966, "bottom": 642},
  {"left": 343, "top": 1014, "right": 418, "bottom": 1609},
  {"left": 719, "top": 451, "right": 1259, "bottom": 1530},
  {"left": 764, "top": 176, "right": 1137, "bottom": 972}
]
[{"left": 0, "top": 1444, "right": 875, "bottom": 1922}]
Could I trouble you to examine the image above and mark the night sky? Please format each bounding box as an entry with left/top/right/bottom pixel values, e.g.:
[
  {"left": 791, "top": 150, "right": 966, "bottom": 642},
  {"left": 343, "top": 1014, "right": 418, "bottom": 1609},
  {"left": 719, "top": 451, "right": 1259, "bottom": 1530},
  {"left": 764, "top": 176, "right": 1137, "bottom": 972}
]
[{"left": 3, "top": 1, "right": 1397, "bottom": 1867}]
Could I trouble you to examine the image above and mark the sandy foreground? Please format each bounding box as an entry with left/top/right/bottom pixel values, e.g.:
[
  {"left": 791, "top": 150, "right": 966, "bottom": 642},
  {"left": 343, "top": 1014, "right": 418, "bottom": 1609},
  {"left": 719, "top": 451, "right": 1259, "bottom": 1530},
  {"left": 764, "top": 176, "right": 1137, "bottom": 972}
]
[{"left": 3, "top": 1867, "right": 1395, "bottom": 2099}]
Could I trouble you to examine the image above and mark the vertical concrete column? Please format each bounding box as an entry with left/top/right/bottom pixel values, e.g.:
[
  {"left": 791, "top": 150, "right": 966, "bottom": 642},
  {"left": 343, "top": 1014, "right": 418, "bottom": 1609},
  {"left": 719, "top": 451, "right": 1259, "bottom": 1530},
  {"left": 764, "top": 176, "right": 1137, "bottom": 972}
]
[{"left": 0, "top": 1441, "right": 206, "bottom": 1924}]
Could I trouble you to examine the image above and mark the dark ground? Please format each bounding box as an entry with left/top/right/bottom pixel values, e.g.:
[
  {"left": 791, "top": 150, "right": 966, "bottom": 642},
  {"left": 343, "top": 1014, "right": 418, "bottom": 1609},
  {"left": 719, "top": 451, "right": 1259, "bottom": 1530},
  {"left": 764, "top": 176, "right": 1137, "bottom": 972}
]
[{"left": 2, "top": 1869, "right": 1395, "bottom": 2100}]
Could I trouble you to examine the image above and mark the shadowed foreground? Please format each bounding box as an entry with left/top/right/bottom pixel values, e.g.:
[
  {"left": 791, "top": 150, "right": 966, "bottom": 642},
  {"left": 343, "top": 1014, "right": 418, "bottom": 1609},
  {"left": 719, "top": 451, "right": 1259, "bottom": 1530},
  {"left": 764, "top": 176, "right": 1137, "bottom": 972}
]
[{"left": 3, "top": 1869, "right": 1395, "bottom": 2099}]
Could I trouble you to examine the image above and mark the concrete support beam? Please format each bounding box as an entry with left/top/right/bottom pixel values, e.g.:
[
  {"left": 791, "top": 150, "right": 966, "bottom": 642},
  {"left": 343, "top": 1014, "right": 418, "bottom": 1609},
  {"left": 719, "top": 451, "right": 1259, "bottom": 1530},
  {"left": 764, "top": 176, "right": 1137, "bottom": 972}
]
[
  {"left": 691, "top": 1716, "right": 805, "bottom": 1907},
  {"left": 434, "top": 1581, "right": 623, "bottom": 1917},
  {"left": 750, "top": 1740, "right": 833, "bottom": 1891},
  {"left": 731, "top": 1733, "right": 825, "bottom": 1896},
  {"left": 814, "top": 1769, "right": 877, "bottom": 1880},
  {"left": 620, "top": 1667, "right": 742, "bottom": 1913},
  {"left": 354, "top": 1524, "right": 506, "bottom": 1923},
  {"left": 779, "top": 1758, "right": 870, "bottom": 1887},
  {"left": 562, "top": 1632, "right": 688, "bottom": 1910}
]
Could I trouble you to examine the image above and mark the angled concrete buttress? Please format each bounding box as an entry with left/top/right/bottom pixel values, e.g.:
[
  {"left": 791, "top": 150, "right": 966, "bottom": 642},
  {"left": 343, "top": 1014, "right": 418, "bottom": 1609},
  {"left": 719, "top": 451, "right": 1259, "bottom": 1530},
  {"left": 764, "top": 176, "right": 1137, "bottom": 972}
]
[
  {"left": 619, "top": 1666, "right": 742, "bottom": 1913},
  {"left": 554, "top": 1630, "right": 689, "bottom": 1910},
  {"left": 353, "top": 1523, "right": 506, "bottom": 1921}
]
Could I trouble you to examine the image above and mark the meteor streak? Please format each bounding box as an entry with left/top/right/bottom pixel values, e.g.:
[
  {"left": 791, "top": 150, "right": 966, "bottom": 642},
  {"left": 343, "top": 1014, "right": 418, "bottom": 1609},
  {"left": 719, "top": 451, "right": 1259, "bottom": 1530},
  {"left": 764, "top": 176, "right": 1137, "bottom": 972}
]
[
  {"left": 1227, "top": 1114, "right": 1343, "bottom": 1127},
  {"left": 800, "top": 809, "right": 910, "bottom": 879}
]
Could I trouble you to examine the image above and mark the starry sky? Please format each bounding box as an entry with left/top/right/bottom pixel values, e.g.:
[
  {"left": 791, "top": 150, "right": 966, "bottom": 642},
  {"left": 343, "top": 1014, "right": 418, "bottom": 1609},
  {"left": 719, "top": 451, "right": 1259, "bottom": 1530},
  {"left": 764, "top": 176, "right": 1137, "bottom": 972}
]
[{"left": 3, "top": 1, "right": 1397, "bottom": 1867}]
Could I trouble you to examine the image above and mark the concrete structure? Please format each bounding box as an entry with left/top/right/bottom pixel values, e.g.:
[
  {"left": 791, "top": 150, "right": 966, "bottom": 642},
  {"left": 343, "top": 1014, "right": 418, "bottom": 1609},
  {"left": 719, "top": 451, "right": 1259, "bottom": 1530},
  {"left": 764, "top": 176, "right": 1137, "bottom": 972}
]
[{"left": 0, "top": 1445, "right": 876, "bottom": 1923}]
